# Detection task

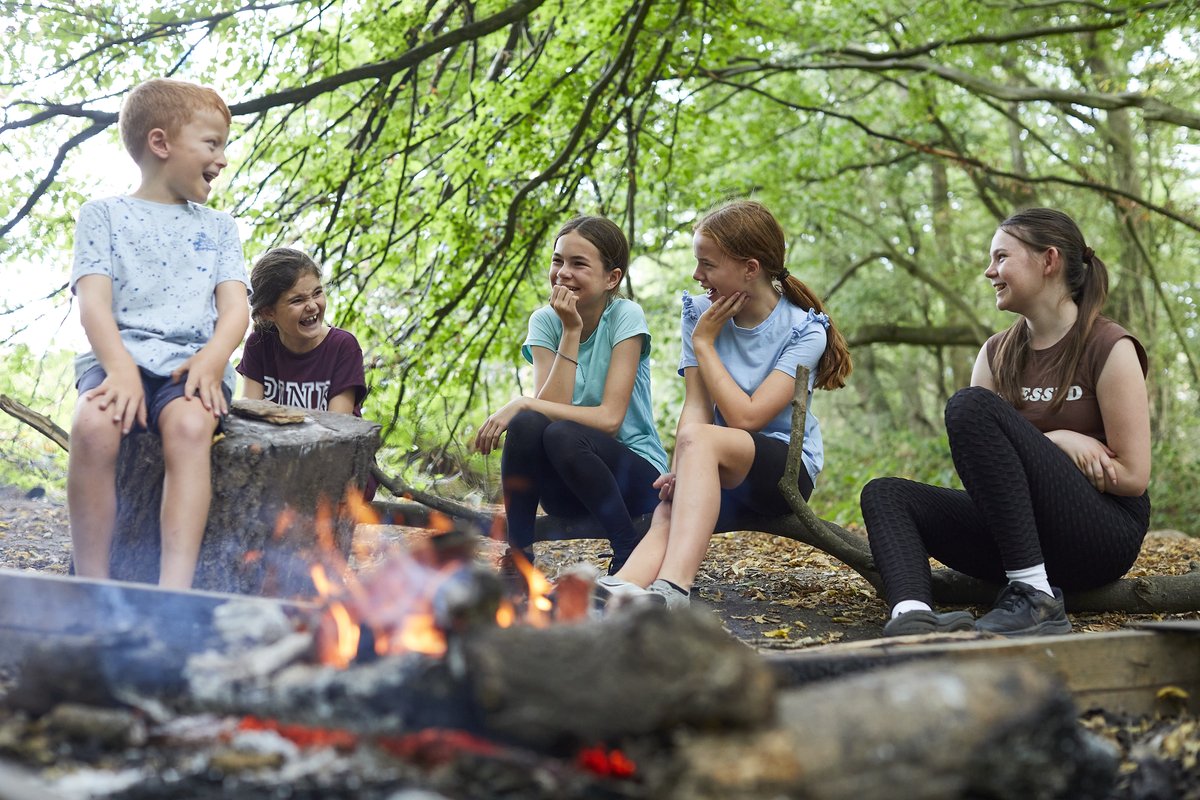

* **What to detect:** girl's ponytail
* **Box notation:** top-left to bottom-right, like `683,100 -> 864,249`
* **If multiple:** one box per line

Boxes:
780,274 -> 852,390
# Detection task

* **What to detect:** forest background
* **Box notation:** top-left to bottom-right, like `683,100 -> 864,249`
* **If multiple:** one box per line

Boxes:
1,0 -> 1197,531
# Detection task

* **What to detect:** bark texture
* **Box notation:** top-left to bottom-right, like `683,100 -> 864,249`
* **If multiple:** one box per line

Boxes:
110,409 -> 380,595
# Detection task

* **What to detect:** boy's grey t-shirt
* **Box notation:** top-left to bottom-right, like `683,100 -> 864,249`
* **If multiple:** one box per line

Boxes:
70,196 -> 247,391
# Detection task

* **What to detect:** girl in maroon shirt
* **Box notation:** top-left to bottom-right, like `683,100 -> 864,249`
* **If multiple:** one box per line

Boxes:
237,248 -> 367,415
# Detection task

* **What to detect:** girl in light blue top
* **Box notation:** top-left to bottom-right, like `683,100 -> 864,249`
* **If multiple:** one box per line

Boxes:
602,200 -> 852,607
475,217 -> 668,574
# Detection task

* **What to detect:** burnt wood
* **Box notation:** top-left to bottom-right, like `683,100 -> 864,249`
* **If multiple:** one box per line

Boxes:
181,606 -> 774,752
110,407 -> 379,595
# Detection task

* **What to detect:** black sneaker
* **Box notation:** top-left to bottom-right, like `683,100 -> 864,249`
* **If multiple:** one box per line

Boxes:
975,581 -> 1072,636
882,609 -> 975,637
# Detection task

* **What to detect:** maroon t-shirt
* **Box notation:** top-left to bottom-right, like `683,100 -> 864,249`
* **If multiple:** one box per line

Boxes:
237,326 -> 367,415
985,316 -> 1147,445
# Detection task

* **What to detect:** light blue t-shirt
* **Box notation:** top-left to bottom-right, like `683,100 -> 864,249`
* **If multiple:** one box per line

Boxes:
522,298 -> 669,475
679,291 -> 829,481
70,196 -> 248,392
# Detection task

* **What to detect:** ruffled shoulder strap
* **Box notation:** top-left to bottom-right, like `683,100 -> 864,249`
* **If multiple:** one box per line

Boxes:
681,290 -> 700,323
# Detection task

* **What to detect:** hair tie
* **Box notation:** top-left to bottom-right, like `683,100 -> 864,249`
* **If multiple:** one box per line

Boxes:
1081,246 -> 1095,266
771,271 -> 787,294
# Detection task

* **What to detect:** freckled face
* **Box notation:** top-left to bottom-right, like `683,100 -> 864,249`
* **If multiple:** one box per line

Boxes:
549,231 -> 618,308
264,272 -> 329,353
692,233 -> 745,300
986,229 -> 1045,313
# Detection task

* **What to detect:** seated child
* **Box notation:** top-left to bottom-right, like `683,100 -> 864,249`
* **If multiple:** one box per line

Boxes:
601,199 -> 852,608
474,216 -> 669,574
237,247 -> 367,415
68,78 -> 249,589
237,247 -> 373,499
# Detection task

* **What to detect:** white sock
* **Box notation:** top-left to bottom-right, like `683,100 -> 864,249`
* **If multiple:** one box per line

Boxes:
1006,564 -> 1054,597
891,600 -> 933,619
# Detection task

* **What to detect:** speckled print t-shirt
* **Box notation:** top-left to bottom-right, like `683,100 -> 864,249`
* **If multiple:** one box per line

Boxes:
70,196 -> 247,391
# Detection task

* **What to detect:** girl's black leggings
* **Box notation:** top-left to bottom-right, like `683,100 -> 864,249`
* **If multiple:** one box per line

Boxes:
501,410 -> 661,570
860,386 -> 1150,607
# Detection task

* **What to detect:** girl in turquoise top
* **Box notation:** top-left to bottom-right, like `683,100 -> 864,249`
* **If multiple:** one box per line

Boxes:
601,200 -> 852,608
475,217 -> 668,574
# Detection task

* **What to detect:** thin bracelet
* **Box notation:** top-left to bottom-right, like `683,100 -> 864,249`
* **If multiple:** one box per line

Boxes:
556,350 -> 578,366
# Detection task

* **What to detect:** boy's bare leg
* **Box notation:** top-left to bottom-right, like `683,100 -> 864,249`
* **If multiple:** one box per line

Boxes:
67,396 -> 125,578
613,501 -> 672,587
157,397 -> 220,589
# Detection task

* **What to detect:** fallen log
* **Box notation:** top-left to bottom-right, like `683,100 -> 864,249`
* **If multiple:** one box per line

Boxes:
773,658 -> 1117,800
0,568 -> 314,715
763,626 -> 1200,717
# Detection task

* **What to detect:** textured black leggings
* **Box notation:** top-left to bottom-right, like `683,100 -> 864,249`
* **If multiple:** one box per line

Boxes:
500,410 -> 661,568
860,386 -> 1150,607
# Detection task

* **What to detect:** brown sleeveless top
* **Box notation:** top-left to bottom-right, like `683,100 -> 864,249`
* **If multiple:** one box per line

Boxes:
985,317 -> 1147,444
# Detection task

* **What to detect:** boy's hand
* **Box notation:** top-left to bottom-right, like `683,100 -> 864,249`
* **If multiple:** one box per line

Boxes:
172,349 -> 229,417
86,363 -> 147,434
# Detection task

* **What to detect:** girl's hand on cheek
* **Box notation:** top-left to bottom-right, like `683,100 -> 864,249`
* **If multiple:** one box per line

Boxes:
693,292 -> 746,346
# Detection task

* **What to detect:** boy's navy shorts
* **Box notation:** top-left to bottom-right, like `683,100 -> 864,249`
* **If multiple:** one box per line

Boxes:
77,364 -> 232,434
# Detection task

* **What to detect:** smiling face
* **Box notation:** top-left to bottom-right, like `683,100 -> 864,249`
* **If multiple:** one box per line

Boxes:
159,107 -> 230,204
986,228 -> 1049,314
692,232 -> 748,300
549,230 -> 621,309
262,272 -> 330,353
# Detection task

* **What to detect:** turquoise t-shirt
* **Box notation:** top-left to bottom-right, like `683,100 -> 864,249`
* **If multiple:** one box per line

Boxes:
678,291 -> 830,481
522,298 -> 669,475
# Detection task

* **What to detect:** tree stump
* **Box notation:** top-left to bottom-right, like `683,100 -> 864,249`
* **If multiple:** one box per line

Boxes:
110,409 -> 380,596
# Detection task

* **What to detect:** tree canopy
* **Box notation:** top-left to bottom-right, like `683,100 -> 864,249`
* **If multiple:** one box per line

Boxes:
2,0 -> 1198,525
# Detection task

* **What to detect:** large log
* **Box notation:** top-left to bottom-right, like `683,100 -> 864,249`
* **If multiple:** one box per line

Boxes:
181,605 -> 775,752
764,626 -> 1200,717
110,407 -> 379,595
0,568 -> 314,714
772,659 -> 1117,800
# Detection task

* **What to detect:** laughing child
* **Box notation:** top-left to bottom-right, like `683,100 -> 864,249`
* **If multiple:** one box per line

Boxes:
68,78 -> 249,589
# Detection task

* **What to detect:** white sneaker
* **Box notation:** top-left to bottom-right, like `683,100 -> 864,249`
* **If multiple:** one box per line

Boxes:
647,579 -> 691,610
593,576 -> 663,613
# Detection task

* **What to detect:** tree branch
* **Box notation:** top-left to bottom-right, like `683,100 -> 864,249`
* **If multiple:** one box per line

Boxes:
849,325 -> 984,348
0,395 -> 69,452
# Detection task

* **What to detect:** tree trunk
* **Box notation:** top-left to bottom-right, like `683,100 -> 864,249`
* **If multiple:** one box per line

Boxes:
110,409 -> 380,596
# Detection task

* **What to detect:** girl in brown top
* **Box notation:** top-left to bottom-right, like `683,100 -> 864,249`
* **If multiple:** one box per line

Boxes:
861,208 -> 1151,637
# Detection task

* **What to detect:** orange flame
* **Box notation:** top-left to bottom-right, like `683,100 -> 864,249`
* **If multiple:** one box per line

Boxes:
288,486 -> 597,670
509,549 -> 554,627
311,564 -> 362,668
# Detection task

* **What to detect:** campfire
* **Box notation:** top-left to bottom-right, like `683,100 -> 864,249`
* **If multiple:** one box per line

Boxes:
0,495 -> 1154,799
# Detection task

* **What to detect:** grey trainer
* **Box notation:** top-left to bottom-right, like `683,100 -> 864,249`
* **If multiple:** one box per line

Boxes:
594,575 -> 663,613
647,578 -> 691,610
975,581 -> 1072,636
882,609 -> 975,637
